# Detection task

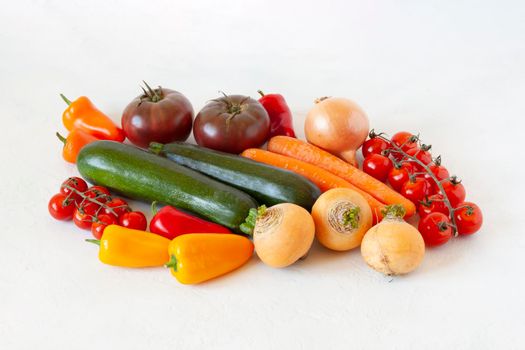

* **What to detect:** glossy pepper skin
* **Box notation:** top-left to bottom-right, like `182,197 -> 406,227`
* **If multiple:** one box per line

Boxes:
150,205 -> 231,240
87,225 -> 170,267
56,130 -> 99,163
257,90 -> 296,138
166,234 -> 254,284
60,94 -> 125,142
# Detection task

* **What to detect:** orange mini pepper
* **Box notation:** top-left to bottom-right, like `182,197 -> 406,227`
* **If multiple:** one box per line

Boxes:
87,225 -> 170,267
166,233 -> 254,284
60,94 -> 125,142
56,130 -> 99,163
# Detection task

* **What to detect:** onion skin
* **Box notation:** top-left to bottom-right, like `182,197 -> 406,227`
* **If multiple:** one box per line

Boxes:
304,97 -> 369,166
254,203 -> 315,268
312,188 -> 372,251
361,215 -> 425,275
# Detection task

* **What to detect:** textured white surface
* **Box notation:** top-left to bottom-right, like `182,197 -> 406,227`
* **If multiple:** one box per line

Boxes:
1,0 -> 524,349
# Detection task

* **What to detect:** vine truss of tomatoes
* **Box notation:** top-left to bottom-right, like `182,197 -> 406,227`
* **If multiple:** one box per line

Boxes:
361,130 -> 483,246
48,177 -> 147,239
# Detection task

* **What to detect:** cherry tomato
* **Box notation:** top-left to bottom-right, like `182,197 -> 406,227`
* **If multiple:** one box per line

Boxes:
388,162 -> 414,191
103,198 -> 131,220
362,137 -> 390,158
83,186 -> 111,204
423,162 -> 450,192
363,154 -> 393,182
85,185 -> 110,196
391,131 -> 418,160
441,177 -> 466,207
60,177 -> 88,204
79,201 -> 101,215
418,194 -> 450,218
418,212 -> 452,246
406,147 -> 432,171
119,211 -> 147,230
73,210 -> 93,230
48,193 -> 76,220
454,202 -> 483,235
91,214 -> 117,239
401,177 -> 431,205
73,202 -> 100,230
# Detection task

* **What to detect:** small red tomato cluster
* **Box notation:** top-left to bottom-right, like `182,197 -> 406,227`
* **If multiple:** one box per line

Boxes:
48,177 -> 147,239
361,130 -> 483,247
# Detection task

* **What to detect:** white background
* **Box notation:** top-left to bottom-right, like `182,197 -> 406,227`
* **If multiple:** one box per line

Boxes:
1,0 -> 524,349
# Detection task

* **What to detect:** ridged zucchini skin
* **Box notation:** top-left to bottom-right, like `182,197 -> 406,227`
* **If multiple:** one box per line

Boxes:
77,141 -> 257,230
150,142 -> 321,209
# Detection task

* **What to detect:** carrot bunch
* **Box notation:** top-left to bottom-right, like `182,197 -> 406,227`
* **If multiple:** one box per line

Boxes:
241,136 -> 416,222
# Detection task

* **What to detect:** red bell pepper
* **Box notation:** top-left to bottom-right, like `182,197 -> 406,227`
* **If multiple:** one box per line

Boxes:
149,204 -> 231,239
257,90 -> 296,138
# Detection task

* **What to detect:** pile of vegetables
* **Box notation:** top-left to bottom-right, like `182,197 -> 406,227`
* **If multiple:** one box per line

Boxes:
49,85 -> 483,283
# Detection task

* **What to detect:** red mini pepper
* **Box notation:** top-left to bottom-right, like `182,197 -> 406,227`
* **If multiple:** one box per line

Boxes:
149,204 -> 231,240
257,90 -> 296,138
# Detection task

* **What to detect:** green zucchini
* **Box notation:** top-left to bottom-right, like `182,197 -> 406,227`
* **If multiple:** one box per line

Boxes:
149,142 -> 321,209
77,141 -> 257,230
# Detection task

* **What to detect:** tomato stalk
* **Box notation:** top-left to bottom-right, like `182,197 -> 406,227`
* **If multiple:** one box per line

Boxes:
62,184 -> 127,219
140,81 -> 164,103
219,93 -> 248,119
379,135 -> 460,236
453,203 -> 474,215
368,128 -> 387,139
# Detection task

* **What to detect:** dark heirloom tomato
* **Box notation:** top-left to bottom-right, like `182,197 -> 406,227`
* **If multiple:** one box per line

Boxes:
122,83 -> 194,148
193,94 -> 270,154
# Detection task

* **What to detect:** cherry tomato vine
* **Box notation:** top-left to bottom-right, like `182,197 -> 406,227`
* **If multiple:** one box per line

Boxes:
62,184 -> 128,219
374,132 -> 468,237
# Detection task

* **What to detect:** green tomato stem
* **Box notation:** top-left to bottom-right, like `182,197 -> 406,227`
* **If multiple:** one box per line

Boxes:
148,142 -> 164,155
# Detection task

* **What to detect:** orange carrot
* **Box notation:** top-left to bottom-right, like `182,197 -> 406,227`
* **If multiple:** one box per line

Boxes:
241,148 -> 385,223
267,136 -> 416,217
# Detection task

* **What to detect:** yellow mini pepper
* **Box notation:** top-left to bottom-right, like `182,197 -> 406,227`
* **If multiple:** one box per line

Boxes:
166,233 -> 254,284
87,225 -> 170,267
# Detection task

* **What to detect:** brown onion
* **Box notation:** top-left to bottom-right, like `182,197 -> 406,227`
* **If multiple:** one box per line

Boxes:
304,97 -> 369,166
